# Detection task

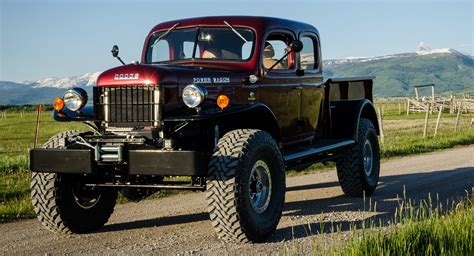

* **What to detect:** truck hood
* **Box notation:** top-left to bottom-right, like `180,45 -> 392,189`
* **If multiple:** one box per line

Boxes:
96,63 -> 246,87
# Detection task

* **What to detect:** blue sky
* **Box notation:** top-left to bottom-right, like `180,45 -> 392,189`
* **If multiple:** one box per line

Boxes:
0,0 -> 472,82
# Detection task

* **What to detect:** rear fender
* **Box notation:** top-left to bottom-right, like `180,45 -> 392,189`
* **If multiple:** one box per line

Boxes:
330,99 -> 379,142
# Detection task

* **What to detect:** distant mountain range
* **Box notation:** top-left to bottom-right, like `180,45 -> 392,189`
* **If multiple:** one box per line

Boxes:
0,73 -> 99,105
1,43 -> 472,105
322,43 -> 473,97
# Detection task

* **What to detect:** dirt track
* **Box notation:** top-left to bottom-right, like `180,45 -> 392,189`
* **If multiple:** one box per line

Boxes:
1,146 -> 473,255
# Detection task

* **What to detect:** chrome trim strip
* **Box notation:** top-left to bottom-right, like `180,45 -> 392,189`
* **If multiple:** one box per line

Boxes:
154,87 -> 160,127
103,89 -> 109,128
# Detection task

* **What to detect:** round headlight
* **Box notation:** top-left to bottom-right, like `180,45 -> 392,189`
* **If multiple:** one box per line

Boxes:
63,88 -> 87,111
182,84 -> 207,108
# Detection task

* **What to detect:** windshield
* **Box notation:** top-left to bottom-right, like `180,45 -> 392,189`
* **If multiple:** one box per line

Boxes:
145,27 -> 254,63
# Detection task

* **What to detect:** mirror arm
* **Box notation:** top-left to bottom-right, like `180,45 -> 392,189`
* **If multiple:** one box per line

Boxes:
264,51 -> 291,75
116,56 -> 126,65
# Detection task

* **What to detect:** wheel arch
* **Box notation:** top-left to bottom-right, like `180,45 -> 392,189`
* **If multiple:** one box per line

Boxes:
218,104 -> 281,143
356,100 -> 380,141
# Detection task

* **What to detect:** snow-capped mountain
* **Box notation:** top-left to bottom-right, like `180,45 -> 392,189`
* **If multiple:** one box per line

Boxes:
32,72 -> 100,89
0,72 -> 100,105
323,42 -> 471,67
416,41 -> 431,52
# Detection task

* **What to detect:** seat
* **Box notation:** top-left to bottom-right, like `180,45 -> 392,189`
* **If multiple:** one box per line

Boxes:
263,42 -> 285,69
202,48 -> 221,59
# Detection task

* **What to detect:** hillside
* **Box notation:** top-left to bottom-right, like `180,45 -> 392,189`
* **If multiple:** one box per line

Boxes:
323,48 -> 473,97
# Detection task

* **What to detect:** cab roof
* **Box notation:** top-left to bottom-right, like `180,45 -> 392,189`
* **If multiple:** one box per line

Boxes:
147,16 -> 319,37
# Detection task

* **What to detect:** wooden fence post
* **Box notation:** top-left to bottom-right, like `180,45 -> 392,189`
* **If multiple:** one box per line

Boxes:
377,106 -> 385,144
398,103 -> 401,115
454,105 -> 462,132
34,104 -> 42,148
423,103 -> 431,138
434,104 -> 443,137
406,100 -> 410,116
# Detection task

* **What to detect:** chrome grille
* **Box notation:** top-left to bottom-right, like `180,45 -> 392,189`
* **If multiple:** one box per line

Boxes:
94,85 -> 160,128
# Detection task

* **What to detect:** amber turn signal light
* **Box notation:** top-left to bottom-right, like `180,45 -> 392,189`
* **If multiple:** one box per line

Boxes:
217,95 -> 230,110
53,98 -> 65,111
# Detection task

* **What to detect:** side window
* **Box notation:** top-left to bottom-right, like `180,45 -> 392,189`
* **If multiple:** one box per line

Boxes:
263,33 -> 294,70
241,41 -> 252,60
300,36 -> 319,70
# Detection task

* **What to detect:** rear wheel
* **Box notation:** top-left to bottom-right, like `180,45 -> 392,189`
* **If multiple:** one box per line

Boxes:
206,129 -> 285,243
31,131 -> 117,233
336,119 -> 380,197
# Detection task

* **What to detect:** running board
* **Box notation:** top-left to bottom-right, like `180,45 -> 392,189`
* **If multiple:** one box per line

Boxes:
284,140 -> 355,163
84,183 -> 206,191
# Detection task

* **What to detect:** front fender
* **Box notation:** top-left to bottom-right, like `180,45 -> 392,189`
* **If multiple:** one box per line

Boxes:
164,103 -> 281,142
52,105 -> 94,122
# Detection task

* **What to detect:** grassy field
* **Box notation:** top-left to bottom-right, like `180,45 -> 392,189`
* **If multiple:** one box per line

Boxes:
283,192 -> 473,255
0,104 -> 473,223
343,199 -> 473,255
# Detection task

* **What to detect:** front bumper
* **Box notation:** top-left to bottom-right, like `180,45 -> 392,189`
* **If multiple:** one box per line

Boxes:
30,148 -> 210,176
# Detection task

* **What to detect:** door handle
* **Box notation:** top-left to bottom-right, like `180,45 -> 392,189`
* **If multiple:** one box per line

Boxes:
292,86 -> 303,90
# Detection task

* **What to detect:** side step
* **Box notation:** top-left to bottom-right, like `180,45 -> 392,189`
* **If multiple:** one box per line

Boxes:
284,139 -> 354,166
84,182 -> 205,191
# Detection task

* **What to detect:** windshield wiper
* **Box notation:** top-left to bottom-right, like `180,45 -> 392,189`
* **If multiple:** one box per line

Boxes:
224,21 -> 248,43
151,22 -> 180,48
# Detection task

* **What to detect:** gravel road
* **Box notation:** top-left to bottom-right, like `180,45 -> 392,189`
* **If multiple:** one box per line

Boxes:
1,146 -> 473,255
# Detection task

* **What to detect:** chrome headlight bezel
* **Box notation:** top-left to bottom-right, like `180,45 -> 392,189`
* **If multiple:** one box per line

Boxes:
63,87 -> 88,111
182,84 -> 207,108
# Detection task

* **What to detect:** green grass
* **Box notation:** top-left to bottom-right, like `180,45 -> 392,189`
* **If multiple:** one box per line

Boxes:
0,172 -> 34,222
0,107 -> 473,223
282,191 -> 473,255
0,110 -> 85,222
342,197 -> 473,255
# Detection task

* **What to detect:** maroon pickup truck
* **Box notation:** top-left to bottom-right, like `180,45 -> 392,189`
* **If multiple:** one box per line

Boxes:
30,16 -> 380,243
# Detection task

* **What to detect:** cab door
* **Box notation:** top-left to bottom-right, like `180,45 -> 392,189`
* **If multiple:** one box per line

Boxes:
298,32 -> 325,139
258,30 -> 301,143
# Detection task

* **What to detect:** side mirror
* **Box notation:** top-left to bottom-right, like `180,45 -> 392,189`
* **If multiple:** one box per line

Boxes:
111,45 -> 119,57
111,45 -> 125,65
290,40 -> 303,53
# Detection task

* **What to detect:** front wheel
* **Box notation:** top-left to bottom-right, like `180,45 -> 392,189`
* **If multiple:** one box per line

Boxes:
31,131 -> 117,233
336,118 -> 380,197
206,129 -> 285,243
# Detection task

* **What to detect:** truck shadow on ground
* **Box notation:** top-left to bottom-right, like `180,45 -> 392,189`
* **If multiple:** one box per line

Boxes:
100,212 -> 210,233
272,166 -> 473,241
98,167 -> 473,240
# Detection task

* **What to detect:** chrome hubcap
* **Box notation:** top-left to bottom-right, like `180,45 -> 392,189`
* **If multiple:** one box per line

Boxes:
248,160 -> 272,214
363,140 -> 373,177
72,185 -> 101,209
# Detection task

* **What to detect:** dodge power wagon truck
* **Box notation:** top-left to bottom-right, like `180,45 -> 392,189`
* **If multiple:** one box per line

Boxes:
30,16 -> 380,243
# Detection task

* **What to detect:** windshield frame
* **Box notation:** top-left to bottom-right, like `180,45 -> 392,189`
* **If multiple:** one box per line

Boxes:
144,25 -> 256,64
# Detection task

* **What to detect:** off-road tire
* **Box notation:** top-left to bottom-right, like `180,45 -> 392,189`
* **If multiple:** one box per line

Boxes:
31,130 -> 118,233
206,129 -> 285,243
336,118 -> 380,197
